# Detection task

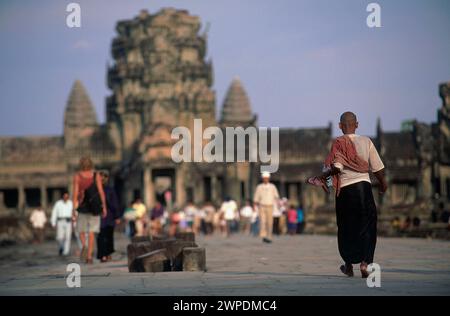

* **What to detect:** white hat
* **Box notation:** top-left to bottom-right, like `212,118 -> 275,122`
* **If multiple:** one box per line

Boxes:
261,171 -> 271,178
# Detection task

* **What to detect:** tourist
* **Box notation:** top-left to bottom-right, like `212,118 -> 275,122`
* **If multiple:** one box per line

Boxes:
250,206 -> 259,236
72,156 -> 107,264
169,208 -> 181,236
132,197 -> 147,237
296,204 -> 305,234
402,216 -> 412,231
212,205 -> 223,235
220,197 -> 238,237
272,201 -> 282,236
123,202 -> 137,238
150,201 -> 165,236
161,207 -> 170,234
164,189 -> 173,212
239,200 -> 253,235
178,208 -> 188,232
97,171 -> 120,263
183,201 -> 197,233
50,191 -> 73,256
287,205 -> 298,235
310,112 -> 387,278
194,205 -> 205,235
202,201 -> 216,235
29,204 -> 47,244
197,205 -> 207,235
169,209 -> 177,236
391,216 -> 401,234
253,171 -> 280,243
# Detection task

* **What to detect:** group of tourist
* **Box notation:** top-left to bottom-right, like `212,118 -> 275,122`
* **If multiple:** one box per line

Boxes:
27,158 -> 308,265
121,194 -> 306,241
29,157 -> 121,264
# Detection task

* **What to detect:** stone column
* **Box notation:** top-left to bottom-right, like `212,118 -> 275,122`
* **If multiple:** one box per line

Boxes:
280,181 -> 287,198
211,175 -> 218,203
244,175 -> 251,202
143,167 -> 154,208
52,189 -> 61,205
176,166 -> 186,207
18,184 -> 25,214
40,184 -> 48,211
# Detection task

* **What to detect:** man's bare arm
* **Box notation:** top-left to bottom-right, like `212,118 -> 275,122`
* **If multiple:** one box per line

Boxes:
373,168 -> 388,194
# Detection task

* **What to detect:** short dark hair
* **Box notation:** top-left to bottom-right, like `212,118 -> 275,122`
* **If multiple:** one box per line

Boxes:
340,111 -> 357,123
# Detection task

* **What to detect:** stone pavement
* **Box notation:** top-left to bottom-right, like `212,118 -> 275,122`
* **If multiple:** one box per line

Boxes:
0,233 -> 449,296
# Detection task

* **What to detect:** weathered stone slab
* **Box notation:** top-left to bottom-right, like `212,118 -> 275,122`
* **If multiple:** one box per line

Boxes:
130,249 -> 171,272
182,247 -> 206,272
127,239 -> 198,272
131,234 -> 174,243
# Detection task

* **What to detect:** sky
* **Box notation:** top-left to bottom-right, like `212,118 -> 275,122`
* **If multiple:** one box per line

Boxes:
0,0 -> 449,137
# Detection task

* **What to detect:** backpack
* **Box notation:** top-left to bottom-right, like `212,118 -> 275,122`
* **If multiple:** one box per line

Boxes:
77,172 -> 103,216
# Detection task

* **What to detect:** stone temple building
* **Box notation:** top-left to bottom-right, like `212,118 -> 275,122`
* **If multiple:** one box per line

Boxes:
0,8 -> 449,230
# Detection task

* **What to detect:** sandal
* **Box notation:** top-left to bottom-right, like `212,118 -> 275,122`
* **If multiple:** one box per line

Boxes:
340,264 -> 354,277
86,258 -> 94,264
360,262 -> 369,278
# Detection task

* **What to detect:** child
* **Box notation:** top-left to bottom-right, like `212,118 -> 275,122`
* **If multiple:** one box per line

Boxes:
29,205 -> 47,244
287,205 -> 298,235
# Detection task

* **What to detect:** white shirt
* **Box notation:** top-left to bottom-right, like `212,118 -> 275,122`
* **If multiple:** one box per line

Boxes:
333,134 -> 384,188
51,200 -> 73,227
221,200 -> 238,221
272,205 -> 282,217
30,209 -> 47,228
240,206 -> 253,218
253,183 -> 280,206
184,205 -> 198,221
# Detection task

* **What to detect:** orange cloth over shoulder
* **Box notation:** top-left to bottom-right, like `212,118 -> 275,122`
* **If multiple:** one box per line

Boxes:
324,135 -> 369,196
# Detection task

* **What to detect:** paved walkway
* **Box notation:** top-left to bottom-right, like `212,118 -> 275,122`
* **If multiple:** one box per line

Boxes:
0,233 -> 449,295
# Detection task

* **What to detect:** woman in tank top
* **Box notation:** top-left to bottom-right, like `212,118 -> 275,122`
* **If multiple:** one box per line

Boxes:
72,156 -> 107,264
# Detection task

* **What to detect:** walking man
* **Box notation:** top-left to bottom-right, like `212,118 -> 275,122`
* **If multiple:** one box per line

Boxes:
317,112 -> 387,278
51,191 -> 73,256
253,171 -> 280,243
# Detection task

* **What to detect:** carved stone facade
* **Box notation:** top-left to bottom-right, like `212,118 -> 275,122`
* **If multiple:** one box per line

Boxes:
0,9 -> 449,228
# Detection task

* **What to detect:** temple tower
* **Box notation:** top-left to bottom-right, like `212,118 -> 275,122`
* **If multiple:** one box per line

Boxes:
107,8 -> 216,161
63,80 -> 98,151
220,77 -> 257,202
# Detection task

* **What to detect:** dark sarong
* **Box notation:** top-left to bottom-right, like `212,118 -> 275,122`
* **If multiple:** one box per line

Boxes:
335,181 -> 377,264
97,226 -> 115,259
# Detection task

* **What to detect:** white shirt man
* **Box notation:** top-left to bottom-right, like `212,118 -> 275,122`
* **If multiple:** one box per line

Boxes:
51,194 -> 73,256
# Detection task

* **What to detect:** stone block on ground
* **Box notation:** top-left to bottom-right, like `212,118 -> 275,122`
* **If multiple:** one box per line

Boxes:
127,239 -> 198,272
182,247 -> 206,272
130,248 -> 171,272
